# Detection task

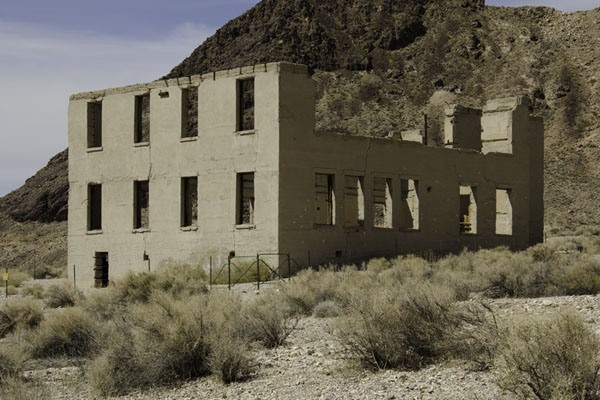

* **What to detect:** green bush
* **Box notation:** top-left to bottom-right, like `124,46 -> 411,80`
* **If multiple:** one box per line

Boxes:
0,298 -> 43,338
44,282 -> 83,308
242,291 -> 298,348
27,307 -> 100,358
495,311 -> 600,400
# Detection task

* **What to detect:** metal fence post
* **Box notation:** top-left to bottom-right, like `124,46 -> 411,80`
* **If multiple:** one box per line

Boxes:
257,254 -> 261,290
228,256 -> 231,290
73,264 -> 76,288
287,253 -> 291,281
209,256 -> 213,288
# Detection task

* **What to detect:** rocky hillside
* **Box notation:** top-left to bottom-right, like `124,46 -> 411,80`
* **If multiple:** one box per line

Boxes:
1,0 -> 599,233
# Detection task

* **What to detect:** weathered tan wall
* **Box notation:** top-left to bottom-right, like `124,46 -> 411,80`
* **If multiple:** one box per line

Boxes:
68,64 -> 294,287
278,82 -> 544,266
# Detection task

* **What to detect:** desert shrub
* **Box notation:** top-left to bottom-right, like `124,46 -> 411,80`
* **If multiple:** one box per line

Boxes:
79,287 -> 123,321
443,301 -> 501,370
0,377 -> 49,400
208,334 -> 252,384
114,263 -> 207,303
0,298 -> 43,338
27,307 -> 100,358
379,255 -> 432,284
495,311 -> 600,400
555,255 -> 600,295
44,282 -> 83,308
242,291 -> 298,348
335,281 -> 458,370
6,270 -> 32,288
437,248 -> 560,298
0,346 -> 22,384
87,292 -> 251,396
20,284 -> 45,299
366,257 -> 391,273
312,300 -> 343,318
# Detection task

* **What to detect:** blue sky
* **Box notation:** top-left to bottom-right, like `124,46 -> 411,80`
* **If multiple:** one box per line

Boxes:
0,0 -> 597,197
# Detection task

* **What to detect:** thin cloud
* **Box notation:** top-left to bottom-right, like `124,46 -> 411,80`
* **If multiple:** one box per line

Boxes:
0,21 -> 214,196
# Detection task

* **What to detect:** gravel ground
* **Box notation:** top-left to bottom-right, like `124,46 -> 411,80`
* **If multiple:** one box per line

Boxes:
19,293 -> 600,400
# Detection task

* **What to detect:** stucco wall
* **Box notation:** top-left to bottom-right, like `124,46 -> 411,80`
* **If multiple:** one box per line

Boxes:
68,63 -> 295,287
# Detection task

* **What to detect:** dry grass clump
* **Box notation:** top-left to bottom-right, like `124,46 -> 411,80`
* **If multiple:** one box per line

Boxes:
114,263 -> 207,303
0,298 -> 43,338
44,282 -> 83,308
26,307 -> 100,358
495,311 -> 600,400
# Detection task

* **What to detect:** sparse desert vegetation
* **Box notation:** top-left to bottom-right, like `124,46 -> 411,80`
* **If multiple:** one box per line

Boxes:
2,237 -> 600,398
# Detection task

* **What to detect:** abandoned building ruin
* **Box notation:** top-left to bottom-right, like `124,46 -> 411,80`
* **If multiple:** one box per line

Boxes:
67,62 -> 544,288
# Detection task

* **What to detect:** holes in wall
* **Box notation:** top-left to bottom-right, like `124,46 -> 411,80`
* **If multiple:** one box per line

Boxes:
181,88 -> 198,138
87,101 -> 102,148
373,177 -> 392,228
134,94 -> 150,143
399,179 -> 419,231
134,180 -> 149,229
344,176 -> 364,227
459,185 -> 477,234
495,188 -> 513,235
315,173 -> 335,225
236,172 -> 255,225
93,252 -> 109,288
88,183 -> 102,231
181,177 -> 198,227
237,78 -> 255,131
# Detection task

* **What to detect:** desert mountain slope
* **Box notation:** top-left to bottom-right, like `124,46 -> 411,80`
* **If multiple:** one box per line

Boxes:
2,0 -> 600,235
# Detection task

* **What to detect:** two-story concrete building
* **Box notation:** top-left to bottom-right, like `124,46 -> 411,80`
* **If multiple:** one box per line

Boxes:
68,62 -> 543,288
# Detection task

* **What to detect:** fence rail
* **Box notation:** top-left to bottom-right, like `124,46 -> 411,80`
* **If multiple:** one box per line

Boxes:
209,253 -> 292,289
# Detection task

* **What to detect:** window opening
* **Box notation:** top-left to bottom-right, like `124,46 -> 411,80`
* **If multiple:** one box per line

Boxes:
495,189 -> 513,235
237,78 -> 254,131
93,252 -> 109,288
134,180 -> 149,229
181,88 -> 198,138
181,177 -> 198,227
134,94 -> 150,143
87,101 -> 102,148
315,173 -> 335,225
459,185 -> 477,233
373,177 -> 392,228
236,173 -> 255,225
399,179 -> 419,230
344,176 -> 364,226
88,184 -> 102,231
